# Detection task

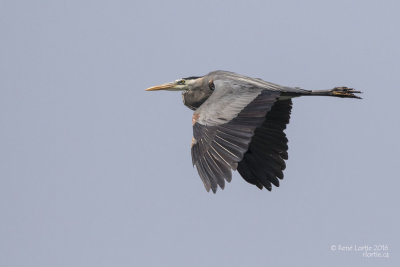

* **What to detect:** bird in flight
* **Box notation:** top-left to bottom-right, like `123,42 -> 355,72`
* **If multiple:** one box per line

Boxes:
146,70 -> 361,193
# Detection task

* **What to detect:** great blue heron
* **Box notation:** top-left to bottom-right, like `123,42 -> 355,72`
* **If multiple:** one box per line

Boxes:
146,70 -> 361,193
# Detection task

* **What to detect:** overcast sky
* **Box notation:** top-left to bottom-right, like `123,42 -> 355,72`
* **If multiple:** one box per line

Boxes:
1,0 -> 399,266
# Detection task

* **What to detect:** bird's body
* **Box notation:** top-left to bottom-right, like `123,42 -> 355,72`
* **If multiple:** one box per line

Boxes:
146,70 -> 361,193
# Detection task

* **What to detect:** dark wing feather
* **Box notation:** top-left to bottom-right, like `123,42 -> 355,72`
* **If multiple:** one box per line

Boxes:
237,99 -> 292,190
191,91 -> 280,192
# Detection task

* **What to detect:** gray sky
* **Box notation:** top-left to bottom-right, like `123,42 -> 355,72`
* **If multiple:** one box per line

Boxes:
1,0 -> 399,266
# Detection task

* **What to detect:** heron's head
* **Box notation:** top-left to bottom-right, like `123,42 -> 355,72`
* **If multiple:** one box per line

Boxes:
146,75 -> 214,110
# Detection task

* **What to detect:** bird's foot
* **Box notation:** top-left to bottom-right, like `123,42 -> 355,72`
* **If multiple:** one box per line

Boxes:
331,87 -> 362,99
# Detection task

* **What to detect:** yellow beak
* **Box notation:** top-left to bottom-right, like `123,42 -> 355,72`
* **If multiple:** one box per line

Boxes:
145,83 -> 177,91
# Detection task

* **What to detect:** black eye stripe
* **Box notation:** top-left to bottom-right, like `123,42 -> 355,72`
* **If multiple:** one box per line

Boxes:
182,76 -> 201,80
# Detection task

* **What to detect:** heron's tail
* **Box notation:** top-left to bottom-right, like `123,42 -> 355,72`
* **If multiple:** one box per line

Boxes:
310,87 -> 362,99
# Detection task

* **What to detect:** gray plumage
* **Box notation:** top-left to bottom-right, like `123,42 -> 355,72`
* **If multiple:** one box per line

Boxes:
146,70 -> 361,193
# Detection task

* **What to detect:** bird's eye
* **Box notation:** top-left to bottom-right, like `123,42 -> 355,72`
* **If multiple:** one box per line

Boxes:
177,79 -> 185,85
208,80 -> 215,91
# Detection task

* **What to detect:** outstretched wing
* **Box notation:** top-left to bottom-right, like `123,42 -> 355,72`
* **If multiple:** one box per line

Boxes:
191,85 -> 281,192
237,99 -> 292,190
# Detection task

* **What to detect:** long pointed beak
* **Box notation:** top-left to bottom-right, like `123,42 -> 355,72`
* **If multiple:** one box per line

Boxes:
145,83 -> 177,91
